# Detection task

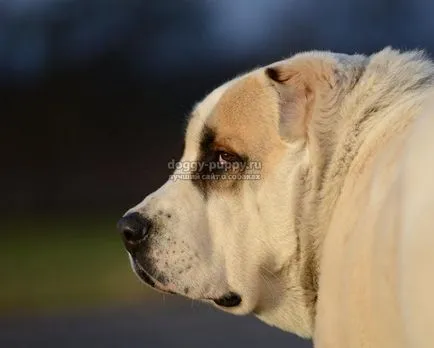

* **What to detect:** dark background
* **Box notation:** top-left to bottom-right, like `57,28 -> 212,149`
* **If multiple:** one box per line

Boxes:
1,0 -> 433,347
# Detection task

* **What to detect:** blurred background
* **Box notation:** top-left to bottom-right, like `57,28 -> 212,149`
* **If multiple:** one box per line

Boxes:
1,0 -> 433,347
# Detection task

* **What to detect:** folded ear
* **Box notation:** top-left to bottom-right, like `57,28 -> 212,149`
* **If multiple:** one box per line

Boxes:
265,55 -> 339,142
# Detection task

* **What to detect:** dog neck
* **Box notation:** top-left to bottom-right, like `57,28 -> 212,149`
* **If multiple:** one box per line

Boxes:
296,48 -> 434,337
254,49 -> 434,338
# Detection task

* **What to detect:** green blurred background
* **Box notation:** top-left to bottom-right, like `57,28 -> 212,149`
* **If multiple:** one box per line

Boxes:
1,215 -> 147,313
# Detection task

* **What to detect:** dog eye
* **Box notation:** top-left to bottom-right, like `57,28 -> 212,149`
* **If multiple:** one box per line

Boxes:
218,151 -> 241,164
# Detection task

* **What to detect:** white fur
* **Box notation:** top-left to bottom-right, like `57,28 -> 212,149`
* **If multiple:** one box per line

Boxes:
124,48 -> 434,346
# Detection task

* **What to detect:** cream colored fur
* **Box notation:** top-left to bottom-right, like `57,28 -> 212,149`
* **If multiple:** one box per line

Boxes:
124,48 -> 434,347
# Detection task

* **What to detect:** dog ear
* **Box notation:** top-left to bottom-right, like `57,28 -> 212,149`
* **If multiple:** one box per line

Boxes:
265,56 -> 338,142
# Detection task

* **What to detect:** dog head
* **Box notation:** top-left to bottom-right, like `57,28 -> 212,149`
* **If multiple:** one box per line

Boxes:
117,51 -> 365,337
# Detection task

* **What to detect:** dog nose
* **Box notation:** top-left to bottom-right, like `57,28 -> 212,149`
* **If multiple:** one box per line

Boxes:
117,212 -> 151,250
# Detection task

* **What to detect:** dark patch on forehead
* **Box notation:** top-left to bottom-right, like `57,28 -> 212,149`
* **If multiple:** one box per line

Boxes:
199,126 -> 216,156
191,125 -> 216,195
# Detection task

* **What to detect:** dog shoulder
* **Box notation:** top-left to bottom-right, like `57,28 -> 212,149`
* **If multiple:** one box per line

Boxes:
398,97 -> 434,348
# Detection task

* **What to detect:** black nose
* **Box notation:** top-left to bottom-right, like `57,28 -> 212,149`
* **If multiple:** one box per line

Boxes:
117,212 -> 151,251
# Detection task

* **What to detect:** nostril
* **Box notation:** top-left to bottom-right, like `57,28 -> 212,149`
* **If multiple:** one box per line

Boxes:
117,212 -> 151,245
123,229 -> 135,242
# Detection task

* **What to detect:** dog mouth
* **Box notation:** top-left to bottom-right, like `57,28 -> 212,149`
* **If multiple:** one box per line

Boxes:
132,257 -> 242,307
132,259 -> 175,295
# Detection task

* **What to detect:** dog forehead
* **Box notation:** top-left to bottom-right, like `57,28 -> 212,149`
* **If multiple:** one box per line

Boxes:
211,74 -> 273,126
185,79 -> 238,150
196,78 -> 240,120
209,74 -> 281,155
185,70 -> 282,160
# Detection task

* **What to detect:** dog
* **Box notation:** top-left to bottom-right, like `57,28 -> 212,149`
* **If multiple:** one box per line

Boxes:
117,48 -> 434,347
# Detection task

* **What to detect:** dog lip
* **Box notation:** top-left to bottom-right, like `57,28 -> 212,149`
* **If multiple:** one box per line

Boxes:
213,292 -> 242,307
132,260 -> 156,287
132,259 -> 176,295
134,262 -> 156,287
